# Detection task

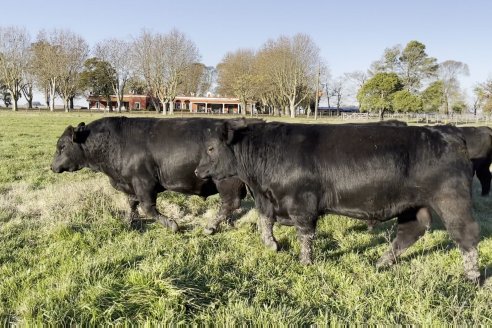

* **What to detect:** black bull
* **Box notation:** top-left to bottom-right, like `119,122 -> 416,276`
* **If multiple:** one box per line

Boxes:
51,116 -> 250,234
366,124 -> 492,231
195,120 -> 481,281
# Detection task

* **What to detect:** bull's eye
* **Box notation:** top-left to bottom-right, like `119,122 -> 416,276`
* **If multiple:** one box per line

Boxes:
207,146 -> 214,153
59,145 -> 65,152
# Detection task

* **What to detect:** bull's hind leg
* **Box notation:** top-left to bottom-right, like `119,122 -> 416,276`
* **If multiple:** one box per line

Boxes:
376,208 -> 428,268
257,213 -> 279,251
476,164 -> 492,196
291,215 -> 317,265
431,194 -> 480,282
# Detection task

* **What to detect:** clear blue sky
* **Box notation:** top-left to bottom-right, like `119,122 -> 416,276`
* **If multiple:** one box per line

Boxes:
3,0 -> 491,103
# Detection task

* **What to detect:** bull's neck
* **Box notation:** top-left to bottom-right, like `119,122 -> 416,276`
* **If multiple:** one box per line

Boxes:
232,136 -> 279,188
81,133 -> 118,174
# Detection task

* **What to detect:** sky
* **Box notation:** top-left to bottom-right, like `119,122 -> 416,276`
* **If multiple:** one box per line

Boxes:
2,0 -> 492,106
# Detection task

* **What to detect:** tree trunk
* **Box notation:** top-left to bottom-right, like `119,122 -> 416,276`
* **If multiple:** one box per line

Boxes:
379,109 -> 386,121
49,81 -> 56,112
169,101 -> 174,115
162,101 -> 168,115
117,93 -> 122,113
9,90 -> 18,112
106,95 -> 112,112
44,88 -> 50,109
69,97 -> 74,110
289,101 -> 296,118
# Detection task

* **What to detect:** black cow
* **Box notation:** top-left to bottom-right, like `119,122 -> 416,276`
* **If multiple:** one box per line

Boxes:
195,120 -> 480,281
51,116 -> 249,234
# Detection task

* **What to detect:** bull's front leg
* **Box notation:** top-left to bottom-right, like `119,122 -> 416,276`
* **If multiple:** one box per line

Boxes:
133,180 -> 178,233
257,213 -> 279,251
126,195 -> 140,226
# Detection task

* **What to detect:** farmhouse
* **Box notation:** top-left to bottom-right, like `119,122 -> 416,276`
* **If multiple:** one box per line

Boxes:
87,94 -> 244,113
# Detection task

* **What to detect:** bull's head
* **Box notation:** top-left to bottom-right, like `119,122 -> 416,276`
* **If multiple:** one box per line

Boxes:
195,118 -> 261,180
51,122 -> 89,173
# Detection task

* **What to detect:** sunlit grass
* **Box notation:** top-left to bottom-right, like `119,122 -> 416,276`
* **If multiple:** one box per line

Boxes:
0,111 -> 491,325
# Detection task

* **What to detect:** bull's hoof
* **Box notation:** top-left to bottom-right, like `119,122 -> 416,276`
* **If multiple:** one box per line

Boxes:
203,226 -> 217,235
300,256 -> 313,265
465,270 -> 481,284
376,253 -> 395,269
167,220 -> 179,233
263,240 -> 279,252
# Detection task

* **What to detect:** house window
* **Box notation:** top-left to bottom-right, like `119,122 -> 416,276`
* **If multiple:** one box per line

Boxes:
134,102 -> 141,110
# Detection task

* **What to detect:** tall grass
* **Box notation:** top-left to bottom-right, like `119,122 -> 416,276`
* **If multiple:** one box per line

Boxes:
0,111 -> 491,325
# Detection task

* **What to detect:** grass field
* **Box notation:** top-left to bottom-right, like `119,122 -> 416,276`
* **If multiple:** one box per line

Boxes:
0,111 -> 491,325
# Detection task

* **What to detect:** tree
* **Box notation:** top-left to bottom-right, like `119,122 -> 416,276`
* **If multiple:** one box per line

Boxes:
438,60 -> 469,114
474,79 -> 492,113
94,38 -> 133,112
357,72 -> 403,120
31,38 -> 58,111
257,34 -> 321,117
421,81 -> 444,112
0,26 -> 31,111
55,30 -> 89,111
371,40 -> 437,92
134,29 -> 200,114
179,63 -> 215,97
125,76 -> 147,95
392,90 -> 423,112
344,70 -> 369,108
31,29 -> 88,112
217,49 -> 257,115
79,57 -> 117,111
399,41 -> 438,92
330,77 -> 345,115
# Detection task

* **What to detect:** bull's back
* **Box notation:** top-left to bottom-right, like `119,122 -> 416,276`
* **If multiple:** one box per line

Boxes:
251,124 -> 469,219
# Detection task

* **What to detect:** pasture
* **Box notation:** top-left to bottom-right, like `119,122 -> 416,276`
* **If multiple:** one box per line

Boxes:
0,111 -> 491,325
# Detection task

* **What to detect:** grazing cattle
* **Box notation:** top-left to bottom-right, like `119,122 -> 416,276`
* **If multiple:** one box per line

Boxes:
51,116 -> 249,234
195,120 -> 480,281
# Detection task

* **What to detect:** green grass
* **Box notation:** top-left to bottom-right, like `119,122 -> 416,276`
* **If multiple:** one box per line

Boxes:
0,111 -> 491,325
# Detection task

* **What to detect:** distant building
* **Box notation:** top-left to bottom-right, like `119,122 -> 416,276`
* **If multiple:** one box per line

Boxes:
87,94 -> 244,113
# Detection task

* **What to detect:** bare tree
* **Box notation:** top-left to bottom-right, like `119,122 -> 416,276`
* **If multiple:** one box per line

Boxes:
0,26 -> 31,111
134,29 -> 200,114
438,60 -> 469,114
95,38 -> 133,112
258,34 -> 321,117
330,77 -> 345,115
344,70 -> 369,109
21,68 -> 35,109
217,49 -> 257,115
55,31 -> 89,111
179,64 -> 216,97
32,29 -> 88,112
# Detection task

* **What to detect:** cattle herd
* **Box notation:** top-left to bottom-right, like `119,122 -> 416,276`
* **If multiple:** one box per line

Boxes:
51,116 -> 492,283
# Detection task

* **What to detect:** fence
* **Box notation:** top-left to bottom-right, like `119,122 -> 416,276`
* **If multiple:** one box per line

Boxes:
341,112 -> 492,125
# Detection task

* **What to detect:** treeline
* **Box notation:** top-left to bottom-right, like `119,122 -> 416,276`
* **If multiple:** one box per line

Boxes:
1,26 -> 491,116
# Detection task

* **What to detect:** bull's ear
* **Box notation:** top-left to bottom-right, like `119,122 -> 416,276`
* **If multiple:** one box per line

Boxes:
224,118 -> 249,145
72,123 -> 89,143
